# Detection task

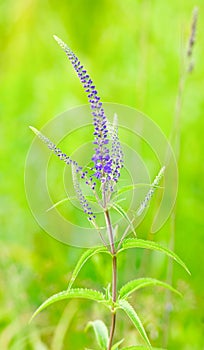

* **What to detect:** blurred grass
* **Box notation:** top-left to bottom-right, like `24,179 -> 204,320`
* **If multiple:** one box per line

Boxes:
1,0 -> 204,349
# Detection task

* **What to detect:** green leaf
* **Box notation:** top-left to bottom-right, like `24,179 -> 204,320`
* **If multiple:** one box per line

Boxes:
118,238 -> 190,275
68,247 -> 110,290
30,288 -> 105,322
114,183 -> 157,197
111,203 -> 136,236
119,278 -> 182,299
120,347 -> 166,350
86,320 -> 109,350
118,299 -> 151,348
111,339 -> 124,350
46,197 -> 69,211
46,195 -> 98,212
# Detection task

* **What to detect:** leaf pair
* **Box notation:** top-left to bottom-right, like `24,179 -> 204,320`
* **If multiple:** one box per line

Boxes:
30,237 -> 190,347
68,237 -> 190,293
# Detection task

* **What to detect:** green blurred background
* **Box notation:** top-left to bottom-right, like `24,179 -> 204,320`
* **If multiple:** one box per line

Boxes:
1,0 -> 204,349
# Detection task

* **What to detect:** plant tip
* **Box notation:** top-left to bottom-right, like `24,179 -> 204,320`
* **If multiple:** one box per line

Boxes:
53,34 -> 59,41
29,126 -> 39,136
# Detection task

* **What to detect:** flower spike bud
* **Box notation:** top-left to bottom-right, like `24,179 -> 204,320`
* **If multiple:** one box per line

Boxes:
29,126 -> 83,173
109,113 -> 124,185
71,164 -> 96,221
137,166 -> 165,216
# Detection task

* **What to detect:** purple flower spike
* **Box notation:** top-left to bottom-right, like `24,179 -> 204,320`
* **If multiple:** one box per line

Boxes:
109,114 -> 124,185
53,35 -> 111,183
29,126 -> 83,175
72,164 -> 95,221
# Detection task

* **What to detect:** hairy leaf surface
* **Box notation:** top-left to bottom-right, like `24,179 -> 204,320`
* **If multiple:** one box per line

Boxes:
119,277 -> 181,299
30,288 -> 105,322
118,238 -> 190,274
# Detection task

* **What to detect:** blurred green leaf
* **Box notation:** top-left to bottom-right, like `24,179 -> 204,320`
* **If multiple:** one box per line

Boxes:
111,338 -> 124,349
86,320 -> 109,350
51,302 -> 77,350
120,347 -> 166,349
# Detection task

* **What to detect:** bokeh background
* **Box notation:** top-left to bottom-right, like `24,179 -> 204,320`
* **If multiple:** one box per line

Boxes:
1,0 -> 204,349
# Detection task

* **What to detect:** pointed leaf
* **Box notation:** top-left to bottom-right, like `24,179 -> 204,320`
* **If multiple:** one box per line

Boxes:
118,300 -> 151,348
119,278 -> 182,299
46,197 -> 69,211
47,195 -> 98,212
30,288 -> 105,322
111,339 -> 124,350
111,203 -> 136,236
68,247 -> 110,289
118,238 -> 190,275
86,320 -> 109,350
114,183 -> 156,197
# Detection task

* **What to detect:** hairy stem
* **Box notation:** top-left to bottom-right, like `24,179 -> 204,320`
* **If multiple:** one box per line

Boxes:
104,210 -> 117,350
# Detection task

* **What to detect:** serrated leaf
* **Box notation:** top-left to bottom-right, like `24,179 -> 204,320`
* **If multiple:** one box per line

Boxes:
86,320 -> 109,350
119,277 -> 182,299
30,288 -> 105,322
111,203 -> 136,236
118,300 -> 151,348
68,247 -> 110,290
111,338 -> 124,350
118,238 -> 190,275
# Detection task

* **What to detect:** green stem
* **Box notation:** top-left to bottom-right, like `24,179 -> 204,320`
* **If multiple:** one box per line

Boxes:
107,254 -> 117,350
104,210 -> 117,350
104,210 -> 115,255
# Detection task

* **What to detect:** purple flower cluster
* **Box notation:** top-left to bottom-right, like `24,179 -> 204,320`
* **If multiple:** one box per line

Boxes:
31,36 -> 125,222
54,36 -> 112,183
